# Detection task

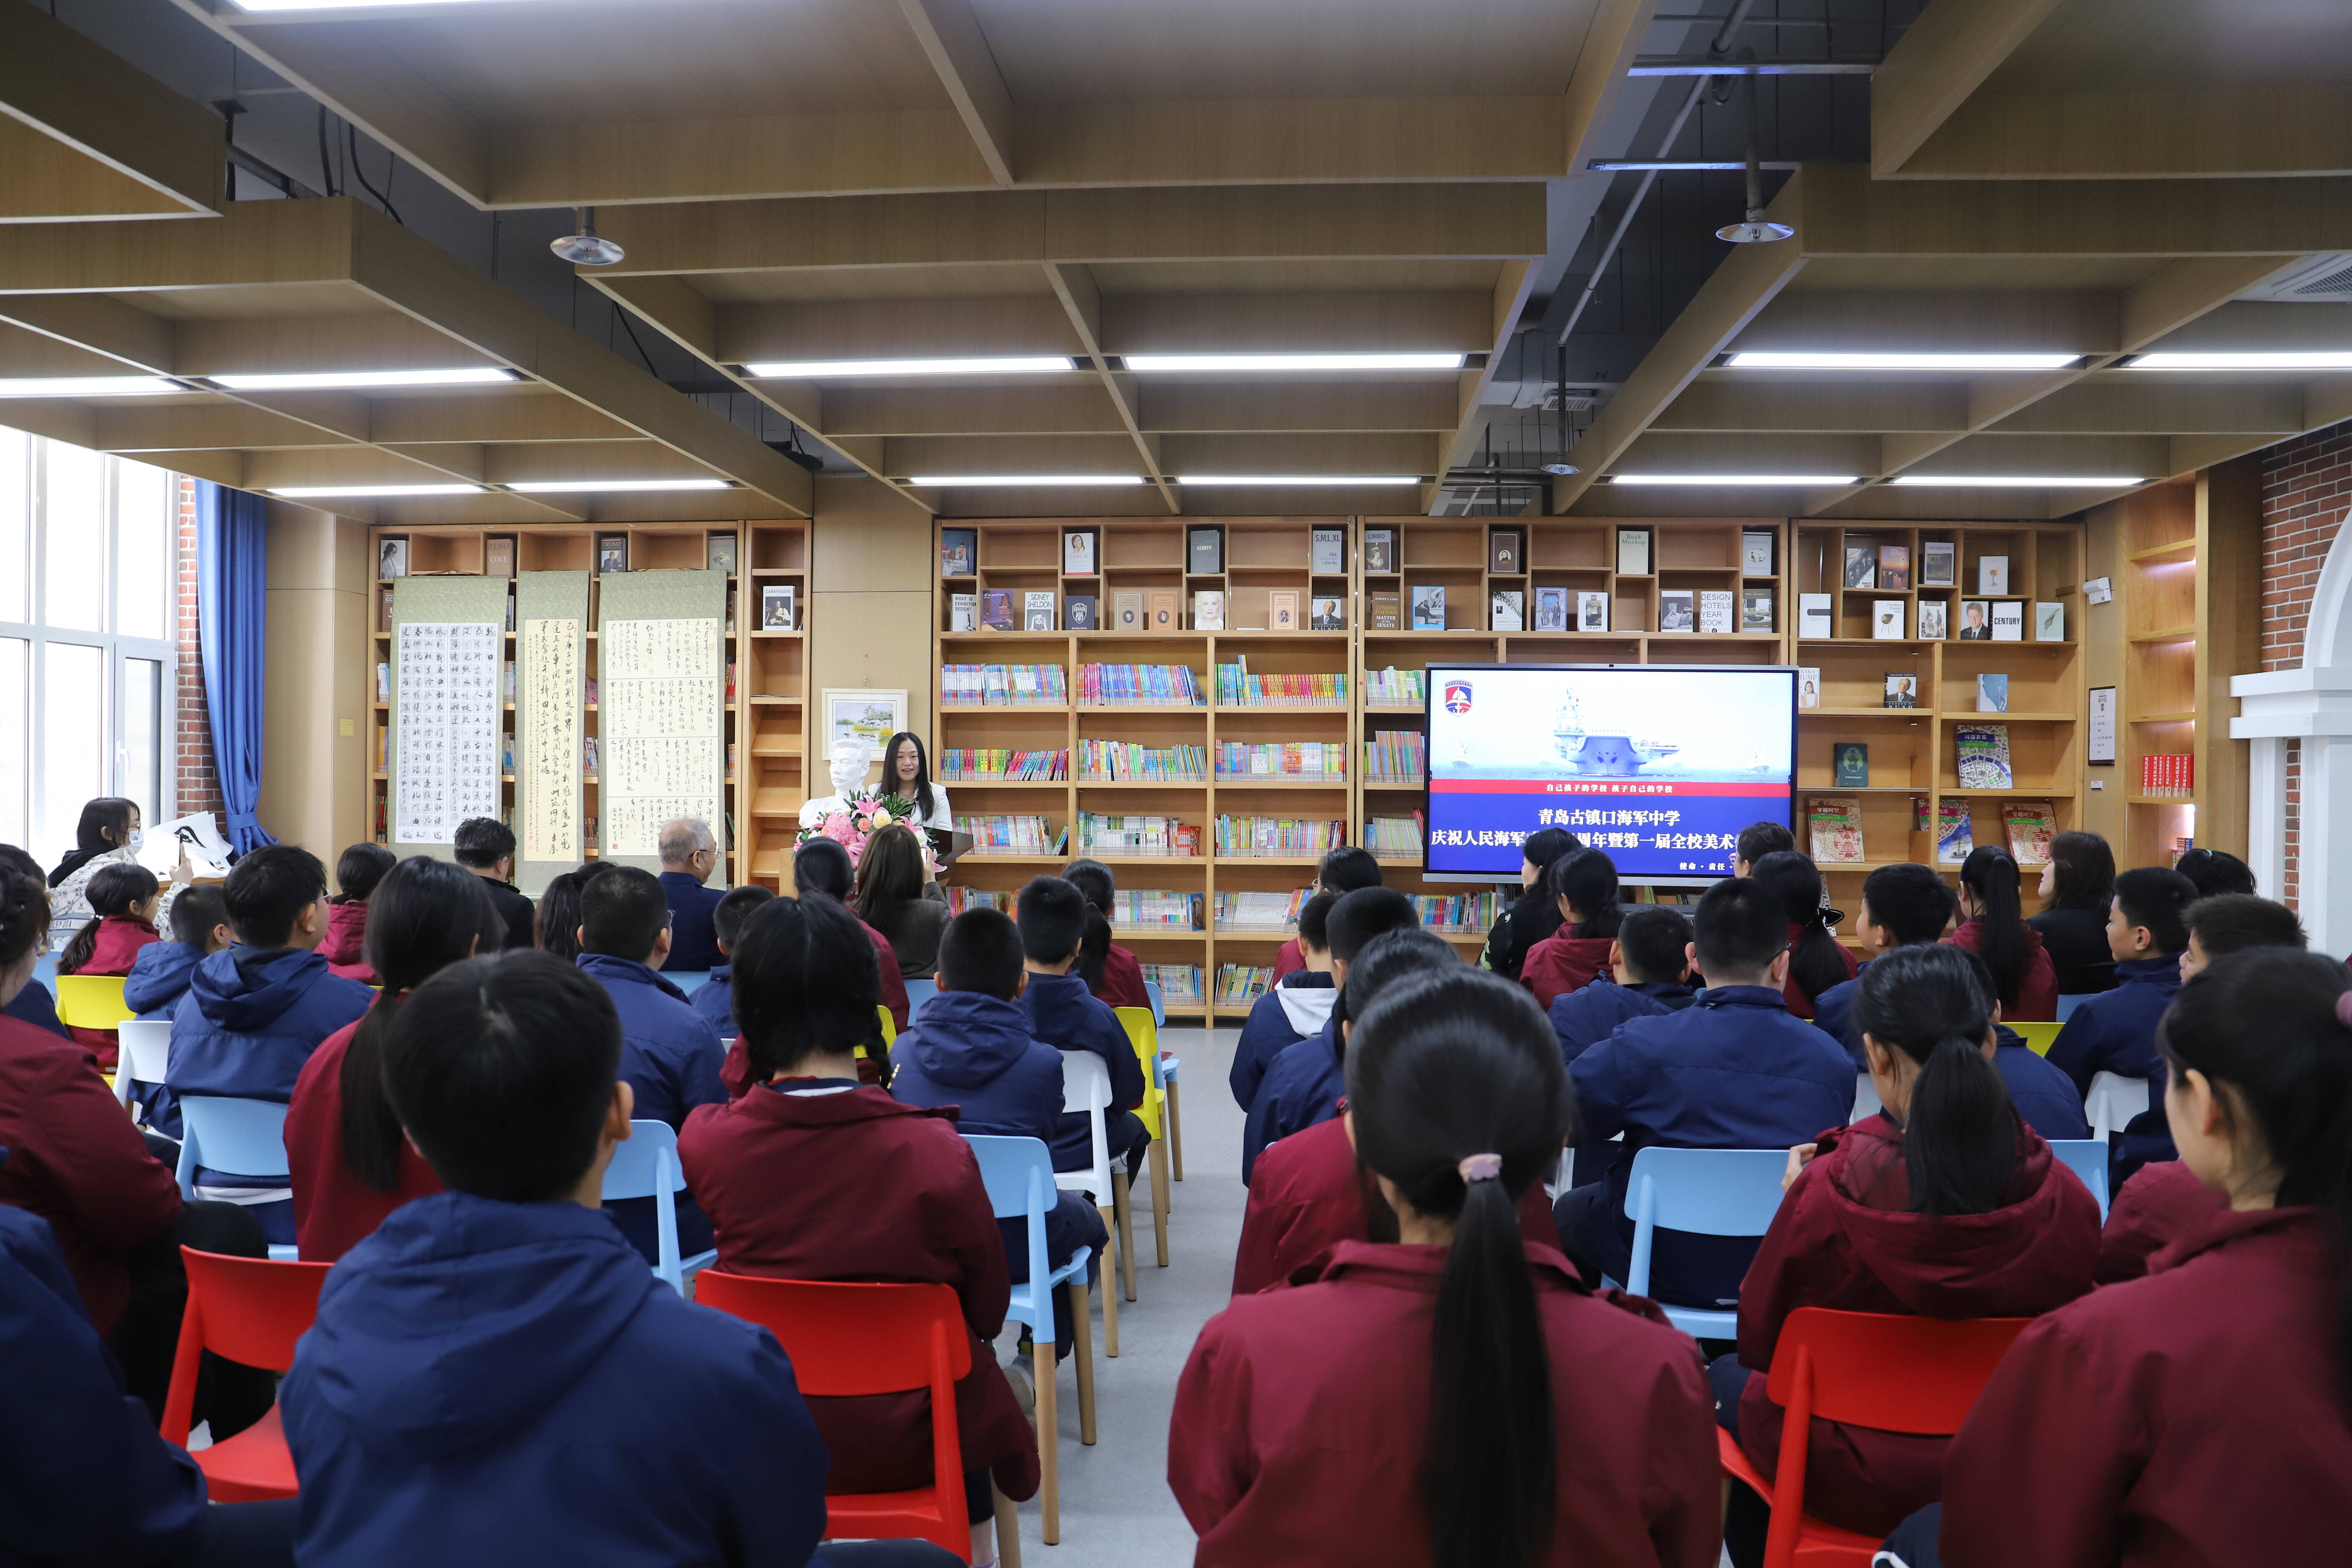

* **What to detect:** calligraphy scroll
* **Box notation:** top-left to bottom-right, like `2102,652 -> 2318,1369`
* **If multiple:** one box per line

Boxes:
514,571 -> 589,895
597,568 -> 728,877
389,574 -> 515,859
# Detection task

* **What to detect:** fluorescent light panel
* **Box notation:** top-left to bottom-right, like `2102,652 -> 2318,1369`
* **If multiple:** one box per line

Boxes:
231,0 -> 514,9
1125,353 -> 1464,372
506,478 -> 731,493
0,376 -> 181,398
1611,473 -> 1856,486
1890,475 -> 2140,488
2130,351 -> 2352,371
1723,351 -> 2079,371
269,484 -> 484,498
906,475 -> 1146,487
1178,474 -> 1420,486
744,357 -> 1076,378
208,368 -> 516,390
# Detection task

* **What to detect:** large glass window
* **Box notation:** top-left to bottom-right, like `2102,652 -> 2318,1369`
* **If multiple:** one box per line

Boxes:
0,431 -> 179,867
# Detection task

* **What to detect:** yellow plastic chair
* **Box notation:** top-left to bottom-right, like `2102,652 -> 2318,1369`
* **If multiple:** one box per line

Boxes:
876,1004 -> 897,1046
2009,1021 -> 2064,1056
55,975 -> 135,1032
1113,1005 -> 1171,1271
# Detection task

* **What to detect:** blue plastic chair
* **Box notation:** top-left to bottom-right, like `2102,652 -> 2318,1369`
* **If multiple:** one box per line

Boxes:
665,969 -> 713,995
175,1097 -> 300,1261
904,976 -> 939,1023
1621,1146 -> 1792,1339
2047,1138 -> 2111,1220
1143,979 -> 1165,1028
1142,980 -> 1182,1178
2056,992 -> 2092,1022
600,1120 -> 718,1295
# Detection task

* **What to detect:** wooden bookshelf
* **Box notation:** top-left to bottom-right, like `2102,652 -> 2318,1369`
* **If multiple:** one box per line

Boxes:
364,521 -> 812,889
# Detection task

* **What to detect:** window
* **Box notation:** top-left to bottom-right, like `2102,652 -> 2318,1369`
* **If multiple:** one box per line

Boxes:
0,431 -> 179,869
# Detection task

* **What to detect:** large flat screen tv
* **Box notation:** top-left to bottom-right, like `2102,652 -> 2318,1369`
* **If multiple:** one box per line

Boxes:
1422,663 -> 1799,881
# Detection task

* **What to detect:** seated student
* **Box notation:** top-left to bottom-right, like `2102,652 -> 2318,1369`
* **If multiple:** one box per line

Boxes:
1947,845 -> 2057,1021
282,949 -> 850,1568
1172,966 -> 1720,1568
55,860 -> 163,1067
888,907 -> 1110,1350
2173,845 -> 2256,900
1714,944 -> 2101,1553
120,883 -> 231,1135
0,844 -> 69,1041
690,883 -> 774,1038
1018,875 -> 1150,1179
1062,857 -> 1147,1011
1269,845 -> 1383,982
1229,889 -> 1339,1113
2028,829 -> 2121,996
858,825 -> 951,982
1479,826 -> 1577,985
1548,903 -> 1697,1063
1732,819 -> 1797,880
574,866 -> 727,1263
318,842 -> 394,983
286,858 -> 503,1263
0,859 -> 274,1433
1555,876 -> 1858,1310
168,845 -> 374,1245
452,816 -> 535,952
796,838 -> 912,1033
1752,849 -> 1858,1021
657,816 -> 729,972
0,1201 -> 297,1568
678,894 -> 1041,1557
1233,927 -> 1562,1296
1931,949 -> 2352,1566
2046,864 -> 2196,1096
531,860 -> 614,963
1519,847 -> 1626,1009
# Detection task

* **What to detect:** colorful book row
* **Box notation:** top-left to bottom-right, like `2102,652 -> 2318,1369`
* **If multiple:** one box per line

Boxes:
941,664 -> 1069,706
1212,660 -> 1348,707
1079,741 -> 1208,782
1214,742 -> 1346,780
1076,664 -> 1205,706
938,748 -> 1069,781
1213,816 -> 1346,857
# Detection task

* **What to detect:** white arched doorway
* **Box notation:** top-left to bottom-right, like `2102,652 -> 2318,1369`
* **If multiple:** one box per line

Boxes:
2233,511 -> 2352,956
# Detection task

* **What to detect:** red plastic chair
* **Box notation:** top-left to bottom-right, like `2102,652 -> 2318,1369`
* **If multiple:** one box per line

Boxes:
1718,1308 -> 2032,1568
160,1248 -> 332,1501
694,1273 -> 972,1561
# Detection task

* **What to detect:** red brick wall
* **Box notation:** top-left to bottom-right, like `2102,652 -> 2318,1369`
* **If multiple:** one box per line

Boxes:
2258,418 -> 2352,908
174,475 -> 223,822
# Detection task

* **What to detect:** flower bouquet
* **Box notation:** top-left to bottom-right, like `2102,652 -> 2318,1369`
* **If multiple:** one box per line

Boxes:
796,791 -> 936,871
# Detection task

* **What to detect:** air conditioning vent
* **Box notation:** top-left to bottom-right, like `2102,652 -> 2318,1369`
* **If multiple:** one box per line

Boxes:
2238,254 -> 2352,301
2291,260 -> 2352,297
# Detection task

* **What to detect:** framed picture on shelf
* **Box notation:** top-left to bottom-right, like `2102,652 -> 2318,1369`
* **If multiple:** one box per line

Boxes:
1741,590 -> 1774,631
1410,585 -> 1447,630
822,688 -> 909,762
596,534 -> 629,574
485,534 -> 517,579
761,584 -> 796,630
1844,545 -> 1875,589
1268,590 -> 1300,632
939,528 -> 977,577
378,536 -> 409,580
1192,591 -> 1224,631
1488,529 -> 1522,574
1062,528 -> 1098,576
1615,526 -> 1652,576
1883,673 -> 1917,709
1066,595 -> 1097,630
1577,590 -> 1609,631
1658,590 -> 1695,632
1920,540 -> 1956,588
1534,586 -> 1568,631
1741,529 -> 1775,577
1958,600 -> 1991,639
704,533 -> 738,576
1311,595 -> 1345,631
1364,528 -> 1395,573
1917,600 -> 1948,640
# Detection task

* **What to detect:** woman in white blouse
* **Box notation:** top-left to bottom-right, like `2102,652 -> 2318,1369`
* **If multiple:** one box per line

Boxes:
883,730 -> 954,834
47,797 -> 190,952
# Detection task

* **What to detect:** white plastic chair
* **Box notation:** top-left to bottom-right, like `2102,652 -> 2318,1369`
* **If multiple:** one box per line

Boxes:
113,1020 -> 171,1117
2047,1138 -> 2111,1220
1619,1146 -> 1791,1340
174,1097 -> 301,1261
1056,1050 -> 1125,1355
1850,1070 -> 1882,1125
2084,1071 -> 2150,1144
600,1119 -> 718,1295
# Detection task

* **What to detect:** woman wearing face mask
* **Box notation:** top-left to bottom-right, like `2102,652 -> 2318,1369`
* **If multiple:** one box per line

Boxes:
46,799 -> 191,956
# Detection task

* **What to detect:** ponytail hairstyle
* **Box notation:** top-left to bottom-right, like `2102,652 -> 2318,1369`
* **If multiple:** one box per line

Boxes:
1549,846 -> 1622,939
0,850 -> 54,985
1852,943 -> 2016,1217
1061,858 -> 1118,993
334,842 -> 397,904
59,861 -> 160,974
2157,948 -> 2352,1409
338,858 -> 505,1191
1958,845 -> 2030,1012
1750,849 -> 1849,1007
1346,967 -> 1572,1568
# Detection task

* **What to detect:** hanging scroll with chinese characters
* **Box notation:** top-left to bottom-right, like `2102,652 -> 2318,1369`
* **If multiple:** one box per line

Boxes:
389,575 -> 513,860
596,568 -> 728,878
514,570 -> 589,896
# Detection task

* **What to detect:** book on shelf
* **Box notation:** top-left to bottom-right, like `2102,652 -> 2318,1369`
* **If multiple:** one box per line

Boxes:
724,661 -> 737,702
1936,799 -> 1975,863
1214,658 -> 1348,707
1742,529 -> 1775,577
2003,800 -> 2056,865
1658,590 -> 1695,632
1187,526 -> 1225,575
1113,591 -> 1144,631
2035,601 -> 2065,642
1214,815 -> 1347,857
1370,591 -> 1401,629
1363,729 -> 1427,783
939,528 -> 977,577
1697,590 -> 1733,634
1534,586 -> 1568,631
1061,528 -> 1096,576
760,583 -> 796,630
1990,601 -> 2024,641
502,661 -> 516,701
2140,753 -> 2194,798
943,887 -> 1012,914
1491,589 -> 1524,631
1798,666 -> 1821,709
1078,663 -> 1204,705
1022,591 -> 1056,631
1364,528 -> 1395,573
1488,529 -> 1522,574
1833,742 -> 1870,788
1147,590 -> 1178,632
1977,672 -> 2009,713
1143,964 -> 1205,1005
1877,545 -> 1911,591
1310,595 -> 1345,631
1362,667 -> 1426,706
585,677 -> 597,706
1616,526 -> 1652,576
1917,600 -> 1948,640
1216,741 -> 1346,780
1064,595 -> 1096,630
1577,590 -> 1609,631
375,662 -> 390,701
1920,540 -> 1956,588
1312,526 -> 1346,573
1216,889 -> 1309,931
1217,965 -> 1276,1007
1883,673 -> 1918,709
1115,890 -> 1204,930
949,593 -> 976,631
1410,586 -> 1446,630
1269,590 -> 1300,632
940,663 -> 1070,706
1799,592 -> 1832,639
1844,545 -> 1875,589
1977,555 -> 2009,595
980,590 -> 1015,630
1742,590 -> 1774,632
1075,813 -> 1202,857
953,815 -> 1067,854
1873,600 -> 1906,640
939,747 -> 1070,781
1078,740 -> 1206,781
1191,590 -> 1225,630
1808,796 -> 1865,864
1364,815 -> 1422,857
1406,890 -> 1504,933
1955,723 -> 2014,789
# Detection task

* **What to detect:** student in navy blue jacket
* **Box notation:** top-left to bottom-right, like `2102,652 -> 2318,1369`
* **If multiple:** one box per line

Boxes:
1242,888 -> 1424,1183
2046,865 -> 2195,1096
890,906 -> 1109,1352
167,846 -> 373,1243
116,884 -> 231,1135
282,949 -> 946,1568
689,883 -> 773,1038
1230,890 -> 1339,1113
1549,904 -> 1697,1062
573,865 -> 727,1264
656,817 -> 730,972
1017,875 -> 1149,1179
1555,876 -> 1858,1309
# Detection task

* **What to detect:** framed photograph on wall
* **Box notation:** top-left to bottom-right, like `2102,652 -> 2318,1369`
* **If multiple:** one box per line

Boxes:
822,688 -> 910,762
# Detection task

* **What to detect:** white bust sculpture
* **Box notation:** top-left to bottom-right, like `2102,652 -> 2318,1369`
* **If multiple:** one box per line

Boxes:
798,736 -> 875,828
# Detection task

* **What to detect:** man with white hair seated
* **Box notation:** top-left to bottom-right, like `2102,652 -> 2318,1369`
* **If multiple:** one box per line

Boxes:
658,817 -> 727,971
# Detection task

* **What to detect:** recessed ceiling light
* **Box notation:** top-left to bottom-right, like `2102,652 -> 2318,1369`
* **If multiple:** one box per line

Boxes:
1609,473 -> 1856,486
1722,351 -> 2080,371
1177,474 -> 1421,486
1124,354 -> 1465,372
746,358 -> 1077,378
506,478 -> 732,493
2128,351 -> 2352,371
905,475 -> 1147,487
208,368 -> 517,390
268,484 -> 485,498
1889,475 -> 2141,488
0,376 -> 182,398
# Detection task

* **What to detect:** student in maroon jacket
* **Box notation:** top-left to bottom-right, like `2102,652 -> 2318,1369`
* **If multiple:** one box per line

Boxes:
1751,849 -> 1858,1021
287,858 -> 503,1263
795,838 -> 911,1034
1946,845 -> 2058,1021
1714,943 -> 2101,1552
679,893 -> 1039,1556
1173,966 -> 1719,1568
1267,846 -> 1383,982
1518,847 -> 1623,1009
1062,858 -> 1149,1011
1929,948 -> 2352,1568
54,861 -> 163,1067
317,842 -> 394,983
2094,1158 -> 2225,1285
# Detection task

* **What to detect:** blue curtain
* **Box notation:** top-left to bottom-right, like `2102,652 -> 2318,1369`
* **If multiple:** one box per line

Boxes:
195,482 -> 278,856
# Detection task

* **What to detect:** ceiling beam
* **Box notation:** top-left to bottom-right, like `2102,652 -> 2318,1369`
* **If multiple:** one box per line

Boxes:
1986,379 -> 2309,436
716,296 -> 1080,365
1102,289 -> 1497,356
1891,86 -> 2352,182
1731,288 -> 2121,353
0,121 -> 209,225
175,313 -> 504,378
1652,378 -> 1969,433
822,381 -> 1129,439
1014,96 -> 1570,188
1870,0 -> 2067,176
0,291 -> 179,372
1044,260 -> 1175,510
0,5 -> 223,220
1436,258 -> 1541,491
365,389 -> 642,445
896,0 -> 1016,186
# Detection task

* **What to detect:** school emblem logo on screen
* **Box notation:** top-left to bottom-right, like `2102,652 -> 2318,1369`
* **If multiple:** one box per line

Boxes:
1443,680 -> 1474,713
